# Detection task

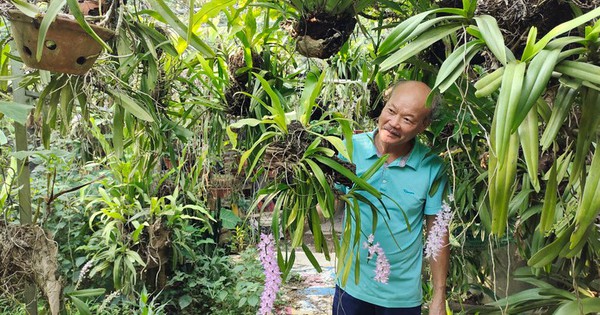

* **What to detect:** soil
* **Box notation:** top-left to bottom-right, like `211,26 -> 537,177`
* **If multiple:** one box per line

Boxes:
293,13 -> 357,59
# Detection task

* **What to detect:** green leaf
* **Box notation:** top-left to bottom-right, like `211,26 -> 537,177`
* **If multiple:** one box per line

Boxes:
178,294 -> 193,309
301,244 -> 323,273
313,155 -> 379,198
112,105 -> 124,158
67,288 -> 106,298
146,0 -> 215,57
322,135 -> 349,161
192,0 -> 236,31
0,130 -> 6,145
474,15 -> 508,65
66,0 -> 112,52
554,297 -> 600,315
253,73 -> 287,132
69,296 -> 91,315
0,101 -> 34,124
434,40 -> 483,92
106,89 -> 154,122
9,0 -> 40,17
299,69 -> 325,126
377,11 -> 435,56
533,6 -> 600,53
37,0 -> 67,61
378,24 -> 463,71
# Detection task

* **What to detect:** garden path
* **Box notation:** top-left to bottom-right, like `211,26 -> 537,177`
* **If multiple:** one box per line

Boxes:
259,209 -> 343,314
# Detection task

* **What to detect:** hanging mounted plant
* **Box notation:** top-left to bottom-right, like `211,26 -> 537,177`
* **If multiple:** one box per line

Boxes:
225,48 -> 265,117
5,0 -> 115,75
280,0 -> 376,59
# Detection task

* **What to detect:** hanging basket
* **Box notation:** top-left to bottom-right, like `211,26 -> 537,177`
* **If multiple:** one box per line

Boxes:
8,10 -> 115,75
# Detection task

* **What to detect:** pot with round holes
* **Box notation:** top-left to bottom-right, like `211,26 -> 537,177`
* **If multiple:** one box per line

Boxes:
8,10 -> 114,75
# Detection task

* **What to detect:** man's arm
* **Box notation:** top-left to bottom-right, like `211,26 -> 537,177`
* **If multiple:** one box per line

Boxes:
425,214 -> 450,315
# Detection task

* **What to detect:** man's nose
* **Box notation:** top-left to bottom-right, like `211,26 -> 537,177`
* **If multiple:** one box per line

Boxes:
389,116 -> 403,128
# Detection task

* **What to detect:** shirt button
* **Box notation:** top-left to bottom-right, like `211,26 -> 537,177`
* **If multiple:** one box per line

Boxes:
382,180 -> 387,184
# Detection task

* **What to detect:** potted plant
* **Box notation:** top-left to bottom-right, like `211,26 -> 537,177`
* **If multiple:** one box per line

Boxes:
5,0 -> 115,75
278,0 -> 377,58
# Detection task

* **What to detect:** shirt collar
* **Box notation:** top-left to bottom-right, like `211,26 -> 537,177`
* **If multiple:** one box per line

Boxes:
365,129 -> 427,170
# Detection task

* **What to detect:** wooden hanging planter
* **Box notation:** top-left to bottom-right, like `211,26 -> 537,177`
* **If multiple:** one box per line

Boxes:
8,10 -> 114,75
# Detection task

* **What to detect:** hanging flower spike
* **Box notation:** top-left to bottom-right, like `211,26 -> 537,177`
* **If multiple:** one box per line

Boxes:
425,195 -> 454,261
257,233 -> 281,315
364,234 -> 391,283
75,260 -> 94,290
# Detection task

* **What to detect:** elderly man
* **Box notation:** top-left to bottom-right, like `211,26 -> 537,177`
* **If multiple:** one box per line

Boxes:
333,81 -> 450,315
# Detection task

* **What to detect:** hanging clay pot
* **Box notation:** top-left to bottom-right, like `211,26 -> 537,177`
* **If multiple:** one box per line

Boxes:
8,10 -> 114,75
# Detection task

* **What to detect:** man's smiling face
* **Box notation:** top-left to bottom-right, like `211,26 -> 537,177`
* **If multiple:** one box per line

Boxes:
377,82 -> 432,148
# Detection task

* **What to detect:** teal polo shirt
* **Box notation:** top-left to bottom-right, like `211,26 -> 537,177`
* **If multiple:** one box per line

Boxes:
337,130 -> 447,308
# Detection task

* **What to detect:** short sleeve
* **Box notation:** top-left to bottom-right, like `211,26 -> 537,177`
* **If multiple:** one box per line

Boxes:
424,164 -> 449,215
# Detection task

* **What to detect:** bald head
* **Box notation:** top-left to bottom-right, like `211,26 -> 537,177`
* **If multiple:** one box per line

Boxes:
385,81 -> 437,124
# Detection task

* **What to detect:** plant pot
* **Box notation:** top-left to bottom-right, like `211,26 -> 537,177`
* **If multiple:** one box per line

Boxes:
8,10 -> 114,75
209,173 -> 237,198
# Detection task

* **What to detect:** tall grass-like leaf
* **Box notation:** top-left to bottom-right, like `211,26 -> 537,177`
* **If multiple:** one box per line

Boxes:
493,61 -> 525,163
512,49 -> 560,132
517,104 -> 540,192
527,224 -> 574,267
474,15 -> 509,65
305,159 -> 335,217
301,244 -> 323,272
459,0 -> 474,16
313,155 -> 380,197
533,6 -> 600,53
474,66 -> 504,97
570,142 -> 600,248
556,60 -> 600,85
570,89 -> 600,185
69,296 -> 91,315
191,0 -> 236,31
377,11 -> 432,56
112,104 -> 124,158
379,24 -> 462,71
540,84 -> 578,151
434,40 -> 483,93
554,298 -> 600,315
106,89 -> 154,122
378,15 -> 464,59
66,0 -> 112,51
37,0 -> 67,61
299,70 -> 326,126
253,73 -> 287,132
539,161 -> 557,232
147,0 -> 215,57
520,26 -> 538,61
238,131 -> 276,174
10,0 -> 40,17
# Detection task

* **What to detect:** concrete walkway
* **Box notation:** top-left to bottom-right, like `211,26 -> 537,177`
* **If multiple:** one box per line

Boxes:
277,250 -> 336,315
